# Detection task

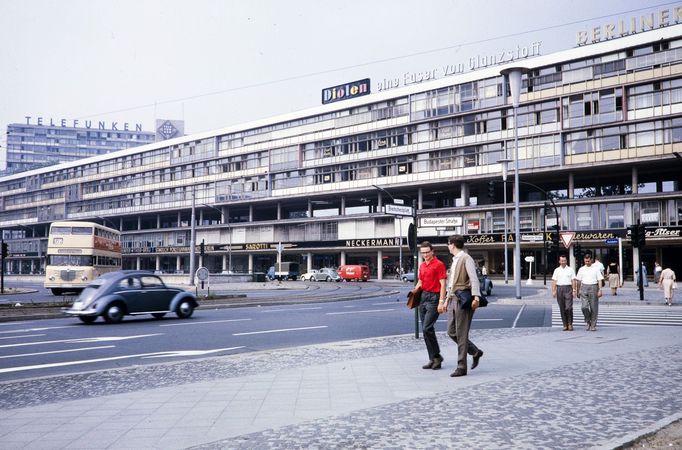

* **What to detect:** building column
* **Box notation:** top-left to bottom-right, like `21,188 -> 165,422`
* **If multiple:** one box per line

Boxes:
418,188 -> 423,209
157,214 -> 161,228
136,257 -> 141,270
632,166 -> 638,194
377,192 -> 383,209
340,250 -> 346,266
178,211 -> 182,227
340,196 -> 346,215
199,210 -> 204,225
176,255 -> 181,273
155,255 -> 160,272
222,254 -> 227,272
377,250 -> 383,280
277,203 -> 282,220
460,182 -> 469,207
137,216 -> 141,230
248,254 -> 254,273
307,252 -> 313,273
249,205 -> 253,222
568,172 -> 575,199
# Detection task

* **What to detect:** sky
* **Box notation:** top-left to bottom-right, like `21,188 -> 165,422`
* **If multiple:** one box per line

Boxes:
0,0 -> 675,145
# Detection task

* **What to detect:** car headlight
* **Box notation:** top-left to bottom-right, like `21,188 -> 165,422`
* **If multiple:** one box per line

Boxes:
49,275 -> 55,281
81,275 -> 88,281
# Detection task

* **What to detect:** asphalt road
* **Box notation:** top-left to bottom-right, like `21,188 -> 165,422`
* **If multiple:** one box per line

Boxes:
0,285 -> 549,382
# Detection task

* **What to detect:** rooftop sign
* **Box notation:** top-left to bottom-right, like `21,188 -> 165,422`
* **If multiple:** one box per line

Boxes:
321,78 -> 370,104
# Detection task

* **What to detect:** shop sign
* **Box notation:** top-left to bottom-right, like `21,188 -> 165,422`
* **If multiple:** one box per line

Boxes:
321,78 -> 370,104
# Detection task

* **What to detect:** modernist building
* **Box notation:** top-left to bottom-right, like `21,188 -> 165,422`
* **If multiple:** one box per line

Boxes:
2,25 -> 682,281
2,119 -> 155,174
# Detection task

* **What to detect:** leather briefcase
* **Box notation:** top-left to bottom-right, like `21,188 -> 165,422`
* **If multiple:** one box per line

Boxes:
406,287 -> 423,309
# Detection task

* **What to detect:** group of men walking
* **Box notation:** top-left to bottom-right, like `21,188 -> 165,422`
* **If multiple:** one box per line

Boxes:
551,252 -> 604,331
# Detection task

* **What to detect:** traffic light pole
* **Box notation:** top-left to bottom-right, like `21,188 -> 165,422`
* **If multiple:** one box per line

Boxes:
1,238 -> 4,294
412,199 -> 419,340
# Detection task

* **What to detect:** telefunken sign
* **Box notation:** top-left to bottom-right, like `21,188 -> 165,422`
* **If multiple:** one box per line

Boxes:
24,116 -> 143,132
321,78 -> 370,104
576,5 -> 682,46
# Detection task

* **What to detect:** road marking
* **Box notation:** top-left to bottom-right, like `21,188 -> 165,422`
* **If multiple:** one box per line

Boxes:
142,347 -> 244,358
0,334 -> 45,340
0,325 -> 76,334
0,347 -> 240,374
160,318 -> 252,327
0,345 -> 115,359
371,302 -> 400,305
233,325 -> 328,336
473,318 -> 504,321
326,309 -> 394,315
261,307 -> 323,313
512,304 -> 526,329
0,333 -> 162,349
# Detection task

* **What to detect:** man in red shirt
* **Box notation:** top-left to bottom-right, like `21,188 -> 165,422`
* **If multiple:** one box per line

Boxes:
412,241 -> 447,369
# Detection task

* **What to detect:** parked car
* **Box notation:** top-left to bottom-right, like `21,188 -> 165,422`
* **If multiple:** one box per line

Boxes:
300,268 -> 341,282
401,272 -> 415,282
64,270 -> 198,324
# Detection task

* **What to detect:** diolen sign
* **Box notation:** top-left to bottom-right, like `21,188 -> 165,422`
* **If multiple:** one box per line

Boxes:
321,78 -> 370,104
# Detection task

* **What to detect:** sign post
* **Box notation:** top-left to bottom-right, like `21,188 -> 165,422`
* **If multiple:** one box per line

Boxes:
525,255 -> 535,285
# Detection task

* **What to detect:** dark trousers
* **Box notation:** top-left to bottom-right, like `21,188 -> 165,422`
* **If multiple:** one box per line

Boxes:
580,284 -> 599,327
447,293 -> 480,371
556,285 -> 574,326
418,291 -> 441,361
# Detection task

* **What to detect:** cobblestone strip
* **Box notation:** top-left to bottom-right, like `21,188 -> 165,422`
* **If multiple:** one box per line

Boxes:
191,345 -> 682,450
0,328 -> 547,410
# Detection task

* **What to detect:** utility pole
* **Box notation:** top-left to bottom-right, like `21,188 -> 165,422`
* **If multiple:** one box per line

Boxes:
188,189 -> 196,286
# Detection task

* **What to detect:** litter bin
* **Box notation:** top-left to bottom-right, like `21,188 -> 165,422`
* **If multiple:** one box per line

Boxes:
253,272 -> 266,282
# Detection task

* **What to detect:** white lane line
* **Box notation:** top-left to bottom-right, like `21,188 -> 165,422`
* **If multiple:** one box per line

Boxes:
512,304 -> 526,329
473,318 -> 504,321
0,333 -> 162,349
233,325 -> 328,336
0,348 -> 243,374
0,345 -> 115,359
0,325 -> 76,335
261,307 -> 323,313
326,309 -> 395,315
0,334 -> 46,340
160,318 -> 252,327
371,302 -> 400,305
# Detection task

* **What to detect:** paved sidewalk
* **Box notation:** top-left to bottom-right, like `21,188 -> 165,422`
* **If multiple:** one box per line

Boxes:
1,322 -> 680,449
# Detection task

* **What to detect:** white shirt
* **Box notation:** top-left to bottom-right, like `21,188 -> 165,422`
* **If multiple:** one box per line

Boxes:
593,260 -> 605,275
576,264 -> 604,285
552,265 -> 576,286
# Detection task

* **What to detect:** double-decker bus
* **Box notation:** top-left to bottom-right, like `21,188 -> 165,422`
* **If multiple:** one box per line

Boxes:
44,221 -> 121,295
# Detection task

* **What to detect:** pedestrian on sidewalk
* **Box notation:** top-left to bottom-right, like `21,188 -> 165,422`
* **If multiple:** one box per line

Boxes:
551,254 -> 576,331
658,266 -> 677,306
607,261 -> 620,296
654,262 -> 663,284
636,262 -> 649,288
593,256 -> 605,288
439,235 -> 484,377
412,241 -> 447,370
576,251 -> 604,331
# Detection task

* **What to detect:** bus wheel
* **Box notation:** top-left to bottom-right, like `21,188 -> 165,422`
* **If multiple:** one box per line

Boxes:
79,316 -> 97,324
176,300 -> 195,319
51,288 -> 63,296
103,303 -> 124,323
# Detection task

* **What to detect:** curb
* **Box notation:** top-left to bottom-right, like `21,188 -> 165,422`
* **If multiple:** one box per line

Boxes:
595,411 -> 682,450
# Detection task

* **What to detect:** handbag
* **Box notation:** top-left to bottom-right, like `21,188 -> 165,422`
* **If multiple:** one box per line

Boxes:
406,287 -> 422,309
455,289 -> 488,310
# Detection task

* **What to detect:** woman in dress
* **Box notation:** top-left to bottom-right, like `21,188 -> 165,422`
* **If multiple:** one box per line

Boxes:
606,261 -> 620,296
658,267 -> 677,306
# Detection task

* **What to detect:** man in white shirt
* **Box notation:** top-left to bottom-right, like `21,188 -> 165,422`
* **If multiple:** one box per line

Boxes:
575,251 -> 604,331
551,255 -> 576,331
593,256 -> 605,288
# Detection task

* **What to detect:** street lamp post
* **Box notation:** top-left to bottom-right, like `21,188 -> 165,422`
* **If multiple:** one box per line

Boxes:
501,67 -> 527,300
189,189 -> 196,285
497,158 -> 512,285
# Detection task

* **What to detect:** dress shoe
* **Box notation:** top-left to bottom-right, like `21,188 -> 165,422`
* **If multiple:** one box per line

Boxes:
471,350 -> 483,370
567,324 -> 574,331
422,360 -> 434,369
431,355 -> 443,370
562,325 -> 568,331
589,326 -> 597,331
450,368 -> 467,377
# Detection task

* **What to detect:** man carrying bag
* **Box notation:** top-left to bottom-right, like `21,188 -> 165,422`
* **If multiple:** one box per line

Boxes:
439,235 -> 484,378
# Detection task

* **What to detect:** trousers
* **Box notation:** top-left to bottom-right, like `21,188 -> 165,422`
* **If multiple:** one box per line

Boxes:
418,291 -> 441,360
556,285 -> 574,326
447,293 -> 480,371
580,284 -> 599,328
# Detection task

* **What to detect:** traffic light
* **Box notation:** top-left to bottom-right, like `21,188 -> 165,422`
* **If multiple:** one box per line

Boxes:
487,181 -> 495,201
636,224 -> 646,248
630,224 -> 640,248
200,239 -> 205,256
1,241 -> 8,259
407,223 -> 416,252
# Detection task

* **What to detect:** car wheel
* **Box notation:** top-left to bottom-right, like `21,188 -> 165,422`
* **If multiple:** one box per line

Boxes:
176,300 -> 195,319
152,313 -> 166,319
103,303 -> 124,323
325,276 -> 331,282
487,288 -> 492,296
402,276 -> 407,282
79,316 -> 97,324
